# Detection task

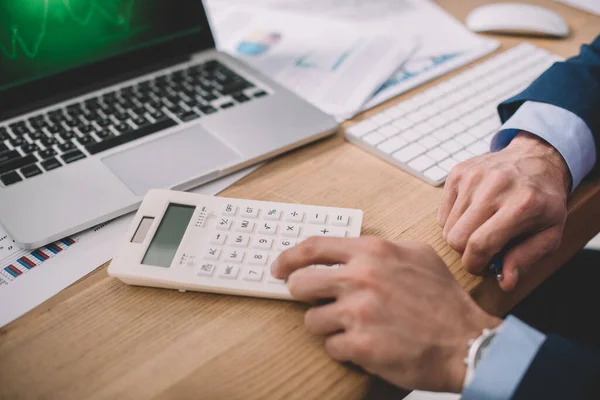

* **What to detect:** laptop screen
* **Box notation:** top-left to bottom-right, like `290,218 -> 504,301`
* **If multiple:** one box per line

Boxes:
0,0 -> 214,119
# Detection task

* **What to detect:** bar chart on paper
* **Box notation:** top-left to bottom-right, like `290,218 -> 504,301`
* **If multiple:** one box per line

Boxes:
0,226 -> 77,287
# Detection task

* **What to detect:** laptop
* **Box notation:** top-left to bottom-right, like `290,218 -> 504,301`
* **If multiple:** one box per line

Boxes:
0,0 -> 337,249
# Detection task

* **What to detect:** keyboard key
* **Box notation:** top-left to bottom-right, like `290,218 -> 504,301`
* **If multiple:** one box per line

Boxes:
0,171 -> 22,186
243,267 -> 263,281
392,143 -> 426,163
61,150 -> 86,164
455,133 -> 477,146
205,247 -> 222,260
209,232 -> 227,245
408,155 -> 436,172
263,207 -> 282,221
303,226 -> 346,238
453,150 -> 474,162
283,210 -> 304,224
22,143 -> 38,154
418,135 -> 440,150
218,264 -> 240,279
467,141 -> 490,156
216,217 -> 233,231
253,236 -> 273,250
58,142 -> 76,152
424,166 -> 447,182
241,206 -> 259,218
267,271 -> 286,284
229,234 -> 251,247
222,203 -> 237,216
77,135 -> 96,146
276,238 -> 296,251
21,164 -> 42,178
0,143 -> 8,154
235,219 -> 255,233
258,222 -> 278,235
362,131 -> 385,146
178,111 -> 200,122
439,157 -> 460,172
39,148 -> 57,159
377,125 -> 400,138
85,118 -> 177,155
0,154 -> 37,175
346,120 -> 377,138
330,214 -> 350,227
225,249 -> 245,263
197,263 -> 217,277
426,148 -> 450,162
248,251 -> 269,266
282,223 -> 301,237
41,157 -> 62,172
377,137 -> 407,154
440,139 -> 463,154
307,212 -> 327,224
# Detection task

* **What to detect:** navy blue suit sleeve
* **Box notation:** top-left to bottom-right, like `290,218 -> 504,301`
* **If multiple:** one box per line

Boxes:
512,334 -> 600,400
498,36 -> 600,162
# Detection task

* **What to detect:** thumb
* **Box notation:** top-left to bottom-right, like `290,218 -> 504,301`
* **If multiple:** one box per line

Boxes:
498,227 -> 562,292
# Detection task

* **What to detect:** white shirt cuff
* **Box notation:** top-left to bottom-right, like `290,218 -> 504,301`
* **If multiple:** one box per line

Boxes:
491,101 -> 596,191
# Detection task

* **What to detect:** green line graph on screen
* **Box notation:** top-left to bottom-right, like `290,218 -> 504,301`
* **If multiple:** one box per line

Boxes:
0,0 -> 139,61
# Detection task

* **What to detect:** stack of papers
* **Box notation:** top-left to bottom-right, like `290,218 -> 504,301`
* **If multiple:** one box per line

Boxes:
205,0 -> 499,120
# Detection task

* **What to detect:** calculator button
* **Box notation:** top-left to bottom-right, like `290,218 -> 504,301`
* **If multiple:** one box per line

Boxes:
209,232 -> 227,245
303,226 -> 347,238
282,224 -> 301,237
197,263 -> 217,276
258,222 -> 278,235
264,207 -> 282,221
225,249 -> 245,263
229,234 -> 251,247
249,251 -> 269,266
241,206 -> 259,218
216,218 -> 233,231
276,238 -> 296,250
243,267 -> 264,282
284,210 -> 304,222
218,264 -> 240,279
205,247 -> 221,260
253,236 -> 273,250
307,212 -> 327,224
222,203 -> 237,216
235,219 -> 255,233
330,214 -> 350,227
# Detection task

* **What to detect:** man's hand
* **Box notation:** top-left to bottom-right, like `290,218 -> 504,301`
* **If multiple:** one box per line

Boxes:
438,131 -> 570,291
271,237 -> 501,393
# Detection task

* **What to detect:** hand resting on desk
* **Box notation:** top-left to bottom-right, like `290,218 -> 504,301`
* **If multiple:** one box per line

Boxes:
438,131 -> 570,291
271,237 -> 502,393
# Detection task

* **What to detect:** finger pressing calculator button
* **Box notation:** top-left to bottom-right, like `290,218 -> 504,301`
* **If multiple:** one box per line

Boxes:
267,271 -> 285,285
222,203 -> 237,216
229,234 -> 251,247
282,224 -> 300,237
209,232 -> 227,245
197,263 -> 217,276
205,247 -> 221,260
249,251 -> 268,266
235,219 -> 255,233
216,218 -> 233,231
303,226 -> 347,238
276,239 -> 296,250
264,207 -> 282,221
218,264 -> 240,279
284,210 -> 304,223
225,249 -> 245,263
258,222 -> 278,235
253,236 -> 273,250
241,206 -> 259,218
308,212 -> 327,224
330,214 -> 350,227
243,267 -> 264,282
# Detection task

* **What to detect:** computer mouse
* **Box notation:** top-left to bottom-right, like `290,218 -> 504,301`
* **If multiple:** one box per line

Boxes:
466,3 -> 569,38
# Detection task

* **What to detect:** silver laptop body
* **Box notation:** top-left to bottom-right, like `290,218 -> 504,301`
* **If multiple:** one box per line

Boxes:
0,1 -> 336,249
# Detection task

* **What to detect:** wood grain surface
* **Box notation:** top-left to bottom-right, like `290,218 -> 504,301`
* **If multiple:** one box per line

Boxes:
1,1 -> 599,399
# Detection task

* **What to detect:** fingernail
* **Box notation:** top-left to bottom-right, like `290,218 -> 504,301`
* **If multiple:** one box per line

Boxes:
270,259 -> 280,277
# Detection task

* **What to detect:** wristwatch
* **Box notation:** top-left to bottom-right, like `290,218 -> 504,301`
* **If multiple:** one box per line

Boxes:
463,324 -> 502,388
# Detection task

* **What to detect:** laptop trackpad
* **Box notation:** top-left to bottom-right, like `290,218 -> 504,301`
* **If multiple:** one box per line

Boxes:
102,125 -> 241,196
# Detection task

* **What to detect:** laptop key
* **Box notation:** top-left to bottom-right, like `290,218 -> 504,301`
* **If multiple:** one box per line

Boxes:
9,137 -> 24,147
59,131 -> 75,141
21,164 -> 43,179
178,111 -> 200,122
77,135 -> 96,146
61,149 -> 86,164
39,148 -> 57,159
0,154 -> 37,175
59,142 -> 76,152
85,117 -> 177,155
0,143 -> 8,154
22,144 -> 39,154
41,157 -> 62,172
0,171 -> 22,186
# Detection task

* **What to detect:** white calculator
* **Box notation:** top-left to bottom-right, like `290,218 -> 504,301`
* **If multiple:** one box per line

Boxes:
108,189 -> 363,300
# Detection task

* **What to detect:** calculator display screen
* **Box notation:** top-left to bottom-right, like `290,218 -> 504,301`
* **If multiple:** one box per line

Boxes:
142,204 -> 196,267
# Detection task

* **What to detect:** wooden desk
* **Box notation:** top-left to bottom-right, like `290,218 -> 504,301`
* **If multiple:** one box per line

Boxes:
1,1 -> 599,399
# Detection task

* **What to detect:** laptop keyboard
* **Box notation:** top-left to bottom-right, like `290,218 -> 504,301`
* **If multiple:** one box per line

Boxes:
0,59 -> 269,187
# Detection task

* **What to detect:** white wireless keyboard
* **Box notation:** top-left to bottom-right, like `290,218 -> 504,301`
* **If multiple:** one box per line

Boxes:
108,189 -> 363,300
345,43 -> 562,186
